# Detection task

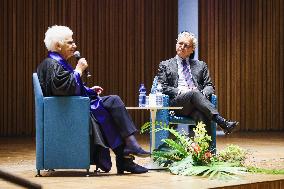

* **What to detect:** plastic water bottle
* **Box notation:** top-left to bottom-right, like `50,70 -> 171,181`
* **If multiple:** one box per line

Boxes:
155,83 -> 163,107
151,76 -> 158,94
138,84 -> 146,107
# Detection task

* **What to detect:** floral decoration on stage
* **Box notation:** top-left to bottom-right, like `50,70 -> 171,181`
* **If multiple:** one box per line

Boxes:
141,122 -> 247,180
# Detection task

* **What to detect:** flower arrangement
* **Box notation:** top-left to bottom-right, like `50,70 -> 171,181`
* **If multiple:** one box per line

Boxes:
141,121 -> 247,179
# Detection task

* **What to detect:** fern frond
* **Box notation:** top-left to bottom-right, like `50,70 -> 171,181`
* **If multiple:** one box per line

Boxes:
162,139 -> 189,157
140,122 -> 151,133
181,166 -> 208,176
247,166 -> 284,175
202,168 -> 213,177
162,127 -> 192,148
208,169 -> 218,179
170,161 -> 246,180
141,121 -> 169,134
153,150 -> 182,162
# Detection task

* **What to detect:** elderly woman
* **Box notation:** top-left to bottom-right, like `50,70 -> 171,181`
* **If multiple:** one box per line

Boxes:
37,25 -> 149,174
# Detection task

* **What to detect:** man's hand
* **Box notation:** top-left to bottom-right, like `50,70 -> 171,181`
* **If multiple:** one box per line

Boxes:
189,87 -> 197,91
91,86 -> 103,95
74,58 -> 88,76
178,87 -> 198,95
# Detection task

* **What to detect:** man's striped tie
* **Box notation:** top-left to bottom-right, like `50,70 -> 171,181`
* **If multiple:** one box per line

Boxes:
181,59 -> 195,89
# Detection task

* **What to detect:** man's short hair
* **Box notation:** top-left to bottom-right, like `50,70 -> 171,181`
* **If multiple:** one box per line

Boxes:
44,25 -> 73,51
177,31 -> 198,49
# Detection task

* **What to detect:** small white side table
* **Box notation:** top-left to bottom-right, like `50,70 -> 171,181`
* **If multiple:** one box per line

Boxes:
126,106 -> 182,169
126,107 -> 182,153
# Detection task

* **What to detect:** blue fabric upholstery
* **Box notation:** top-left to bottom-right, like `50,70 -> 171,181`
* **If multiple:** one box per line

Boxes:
151,77 -> 217,153
32,73 -> 91,172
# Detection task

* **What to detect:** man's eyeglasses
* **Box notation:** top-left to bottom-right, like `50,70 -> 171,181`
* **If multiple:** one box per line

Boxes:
177,42 -> 192,49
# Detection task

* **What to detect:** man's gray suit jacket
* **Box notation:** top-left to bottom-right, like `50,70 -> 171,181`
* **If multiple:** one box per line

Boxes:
157,57 -> 215,100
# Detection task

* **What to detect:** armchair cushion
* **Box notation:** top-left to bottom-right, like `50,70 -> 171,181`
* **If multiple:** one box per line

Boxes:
43,97 -> 90,169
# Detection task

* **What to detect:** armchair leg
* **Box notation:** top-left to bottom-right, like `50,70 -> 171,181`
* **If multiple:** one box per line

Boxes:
35,170 -> 42,177
86,169 -> 90,177
94,166 -> 100,174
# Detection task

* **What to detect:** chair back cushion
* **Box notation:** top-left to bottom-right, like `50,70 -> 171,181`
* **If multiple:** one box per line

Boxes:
32,73 -> 44,169
33,73 -> 44,99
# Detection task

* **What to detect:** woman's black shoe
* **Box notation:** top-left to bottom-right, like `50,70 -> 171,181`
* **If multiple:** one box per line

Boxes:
116,156 -> 148,174
93,146 -> 112,172
123,146 -> 151,158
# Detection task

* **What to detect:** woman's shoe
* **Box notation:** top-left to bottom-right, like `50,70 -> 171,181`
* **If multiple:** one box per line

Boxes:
116,156 -> 148,174
123,146 -> 151,158
124,135 -> 150,157
93,146 -> 112,172
95,162 -> 111,173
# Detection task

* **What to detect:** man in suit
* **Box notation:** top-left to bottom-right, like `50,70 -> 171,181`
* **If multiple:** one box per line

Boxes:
157,31 -> 238,137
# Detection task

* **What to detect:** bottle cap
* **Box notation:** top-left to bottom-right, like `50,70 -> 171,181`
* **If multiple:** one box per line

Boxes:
139,84 -> 146,92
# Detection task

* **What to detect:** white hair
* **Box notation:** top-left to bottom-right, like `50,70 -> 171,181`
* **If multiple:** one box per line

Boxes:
177,31 -> 198,49
44,25 -> 73,51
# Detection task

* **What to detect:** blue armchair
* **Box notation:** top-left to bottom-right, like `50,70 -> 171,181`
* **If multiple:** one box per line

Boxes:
151,77 -> 217,153
33,73 -> 91,176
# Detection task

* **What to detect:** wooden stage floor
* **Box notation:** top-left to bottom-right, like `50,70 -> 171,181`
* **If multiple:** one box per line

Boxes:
0,132 -> 284,189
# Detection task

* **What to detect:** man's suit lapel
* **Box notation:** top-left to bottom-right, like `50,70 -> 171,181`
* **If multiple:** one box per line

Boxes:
169,58 -> 178,87
189,59 -> 200,88
169,58 -> 178,73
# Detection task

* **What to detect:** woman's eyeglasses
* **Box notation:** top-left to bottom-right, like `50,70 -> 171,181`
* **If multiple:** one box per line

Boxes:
65,40 -> 75,45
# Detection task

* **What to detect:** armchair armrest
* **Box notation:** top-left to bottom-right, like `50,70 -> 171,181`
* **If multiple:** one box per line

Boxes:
210,94 -> 218,108
162,93 -> 217,109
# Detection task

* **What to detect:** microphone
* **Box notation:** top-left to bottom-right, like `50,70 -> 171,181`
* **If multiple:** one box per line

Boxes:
73,51 -> 91,77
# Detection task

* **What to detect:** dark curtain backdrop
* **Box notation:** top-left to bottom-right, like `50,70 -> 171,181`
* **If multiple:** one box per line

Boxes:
199,0 -> 284,131
0,0 -> 178,136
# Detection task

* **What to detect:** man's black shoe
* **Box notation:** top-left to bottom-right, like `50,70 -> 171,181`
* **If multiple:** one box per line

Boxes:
124,146 -> 150,158
223,121 -> 239,135
213,115 -> 239,135
116,156 -> 148,174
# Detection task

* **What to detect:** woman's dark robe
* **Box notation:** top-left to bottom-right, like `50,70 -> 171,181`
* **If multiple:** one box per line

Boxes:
37,52 -> 135,171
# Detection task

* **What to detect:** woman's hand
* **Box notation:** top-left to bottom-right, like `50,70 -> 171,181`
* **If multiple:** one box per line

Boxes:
74,58 -> 88,76
91,86 -> 103,95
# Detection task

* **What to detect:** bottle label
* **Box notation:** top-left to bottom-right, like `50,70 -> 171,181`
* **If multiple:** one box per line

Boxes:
139,94 -> 146,107
138,84 -> 147,107
149,94 -> 156,107
156,94 -> 163,107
